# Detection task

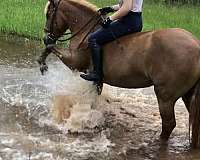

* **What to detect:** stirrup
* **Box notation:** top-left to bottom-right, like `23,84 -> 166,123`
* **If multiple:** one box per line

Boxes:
80,72 -> 100,82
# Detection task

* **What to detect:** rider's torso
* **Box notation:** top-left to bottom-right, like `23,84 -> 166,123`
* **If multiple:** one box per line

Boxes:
119,0 -> 143,12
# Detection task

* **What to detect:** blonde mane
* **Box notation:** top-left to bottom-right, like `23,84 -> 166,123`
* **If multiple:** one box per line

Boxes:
44,0 -> 98,15
67,0 -> 98,11
44,1 -> 50,15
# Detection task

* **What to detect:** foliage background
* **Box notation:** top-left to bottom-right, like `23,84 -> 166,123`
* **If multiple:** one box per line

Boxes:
0,0 -> 200,39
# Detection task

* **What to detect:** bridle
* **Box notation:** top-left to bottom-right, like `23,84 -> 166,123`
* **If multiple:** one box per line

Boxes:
44,0 -> 102,46
44,0 -> 62,44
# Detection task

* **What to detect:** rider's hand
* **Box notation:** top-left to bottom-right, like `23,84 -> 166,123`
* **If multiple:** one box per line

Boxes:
101,17 -> 112,28
98,6 -> 115,15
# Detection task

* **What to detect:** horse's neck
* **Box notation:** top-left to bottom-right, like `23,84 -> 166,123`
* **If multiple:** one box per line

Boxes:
65,1 -> 97,32
60,1 -> 99,70
65,3 -> 98,50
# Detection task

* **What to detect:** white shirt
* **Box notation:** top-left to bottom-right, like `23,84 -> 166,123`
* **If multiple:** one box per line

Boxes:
119,0 -> 143,12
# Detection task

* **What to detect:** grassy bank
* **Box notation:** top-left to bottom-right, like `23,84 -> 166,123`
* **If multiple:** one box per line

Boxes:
0,0 -> 46,39
0,0 -> 200,39
144,3 -> 200,37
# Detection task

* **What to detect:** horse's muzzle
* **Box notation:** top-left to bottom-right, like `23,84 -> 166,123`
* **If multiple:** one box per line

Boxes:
43,33 -> 57,47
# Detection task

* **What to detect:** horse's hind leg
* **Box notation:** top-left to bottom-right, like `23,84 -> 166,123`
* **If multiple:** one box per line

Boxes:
182,88 -> 195,112
154,87 -> 176,140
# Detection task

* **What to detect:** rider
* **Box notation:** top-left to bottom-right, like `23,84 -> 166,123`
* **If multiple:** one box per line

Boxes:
80,0 -> 143,83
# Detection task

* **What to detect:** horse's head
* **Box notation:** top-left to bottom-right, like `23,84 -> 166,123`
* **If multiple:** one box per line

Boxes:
43,0 -> 69,47
44,0 -> 100,48
39,0 -> 103,75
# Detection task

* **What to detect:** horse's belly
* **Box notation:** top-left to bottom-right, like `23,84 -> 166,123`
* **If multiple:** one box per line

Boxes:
104,73 -> 153,88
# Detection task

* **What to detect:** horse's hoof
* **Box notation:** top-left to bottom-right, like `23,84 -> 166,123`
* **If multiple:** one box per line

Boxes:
94,82 -> 103,95
40,64 -> 48,75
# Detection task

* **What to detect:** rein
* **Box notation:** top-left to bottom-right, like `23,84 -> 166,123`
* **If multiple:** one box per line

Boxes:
58,13 -> 101,43
78,16 -> 102,48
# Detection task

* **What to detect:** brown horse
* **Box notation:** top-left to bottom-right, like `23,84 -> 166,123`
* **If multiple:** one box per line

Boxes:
39,0 -> 200,148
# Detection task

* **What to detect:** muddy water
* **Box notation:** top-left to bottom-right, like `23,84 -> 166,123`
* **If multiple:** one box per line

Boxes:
0,35 -> 200,160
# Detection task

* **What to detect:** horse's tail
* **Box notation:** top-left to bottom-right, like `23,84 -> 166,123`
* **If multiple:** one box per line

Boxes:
190,79 -> 200,148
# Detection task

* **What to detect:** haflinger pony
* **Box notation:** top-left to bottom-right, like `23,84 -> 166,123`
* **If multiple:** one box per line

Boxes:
38,0 -> 200,148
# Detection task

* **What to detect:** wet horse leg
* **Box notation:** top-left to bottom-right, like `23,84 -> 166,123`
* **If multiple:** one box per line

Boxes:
37,48 -> 51,75
154,87 -> 176,140
159,99 -> 176,140
182,88 -> 194,113
182,91 -> 193,143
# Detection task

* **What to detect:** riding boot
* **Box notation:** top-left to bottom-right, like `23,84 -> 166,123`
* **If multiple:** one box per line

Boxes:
80,42 -> 103,83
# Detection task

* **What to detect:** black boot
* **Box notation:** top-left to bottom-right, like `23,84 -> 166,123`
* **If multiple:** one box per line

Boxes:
80,42 -> 102,83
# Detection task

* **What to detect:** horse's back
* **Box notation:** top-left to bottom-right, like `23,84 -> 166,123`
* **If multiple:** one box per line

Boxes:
103,28 -> 200,91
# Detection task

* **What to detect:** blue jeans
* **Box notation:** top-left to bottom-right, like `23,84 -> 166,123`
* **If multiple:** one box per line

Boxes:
88,11 -> 143,47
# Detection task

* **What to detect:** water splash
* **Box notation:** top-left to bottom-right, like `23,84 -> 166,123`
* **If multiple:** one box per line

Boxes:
0,60 -> 111,160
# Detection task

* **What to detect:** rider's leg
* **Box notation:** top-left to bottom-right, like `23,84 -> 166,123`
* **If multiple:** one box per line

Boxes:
80,21 -> 122,82
80,37 -> 103,82
80,12 -> 143,82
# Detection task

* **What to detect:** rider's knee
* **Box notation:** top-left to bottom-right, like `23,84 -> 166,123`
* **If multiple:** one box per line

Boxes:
88,33 -> 98,47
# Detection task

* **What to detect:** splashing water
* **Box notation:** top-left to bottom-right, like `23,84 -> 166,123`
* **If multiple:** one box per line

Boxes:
0,35 -> 111,160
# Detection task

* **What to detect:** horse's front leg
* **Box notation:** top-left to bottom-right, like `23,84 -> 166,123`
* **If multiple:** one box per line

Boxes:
37,48 -> 51,75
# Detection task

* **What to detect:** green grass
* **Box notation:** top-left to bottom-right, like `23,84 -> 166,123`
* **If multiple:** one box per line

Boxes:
0,0 -> 200,39
0,0 -> 46,39
143,3 -> 200,37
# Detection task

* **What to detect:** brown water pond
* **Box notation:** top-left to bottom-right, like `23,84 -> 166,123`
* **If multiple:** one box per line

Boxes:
0,34 -> 199,160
